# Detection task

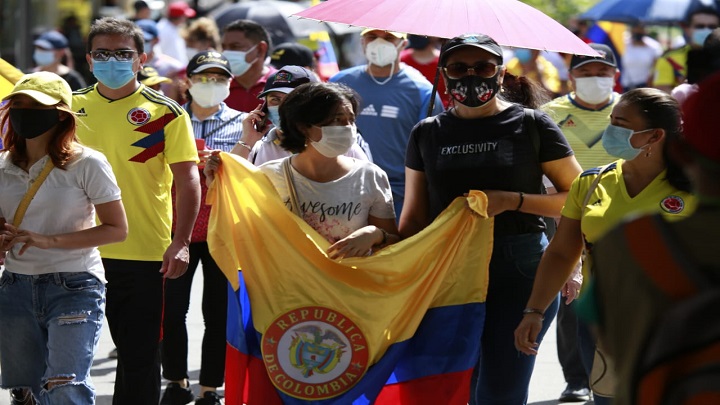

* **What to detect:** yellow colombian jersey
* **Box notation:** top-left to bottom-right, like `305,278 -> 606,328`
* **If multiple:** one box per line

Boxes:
562,161 -> 696,245
73,84 -> 198,261
653,45 -> 690,88
542,94 -> 619,170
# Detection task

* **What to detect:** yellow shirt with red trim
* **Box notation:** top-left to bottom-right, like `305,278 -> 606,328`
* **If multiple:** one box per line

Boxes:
73,84 -> 198,261
542,93 -> 620,170
562,161 -> 697,274
653,45 -> 690,88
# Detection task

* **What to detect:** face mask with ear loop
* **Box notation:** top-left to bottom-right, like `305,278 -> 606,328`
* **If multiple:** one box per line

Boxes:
365,38 -> 402,85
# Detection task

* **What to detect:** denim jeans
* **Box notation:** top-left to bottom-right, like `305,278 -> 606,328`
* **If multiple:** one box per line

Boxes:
470,232 -> 560,405
0,271 -> 105,405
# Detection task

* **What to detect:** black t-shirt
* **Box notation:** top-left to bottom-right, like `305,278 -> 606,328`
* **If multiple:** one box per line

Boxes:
405,104 -> 573,236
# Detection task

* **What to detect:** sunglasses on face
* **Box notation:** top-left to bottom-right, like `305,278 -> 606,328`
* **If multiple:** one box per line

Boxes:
692,24 -> 718,29
443,62 -> 501,80
190,75 -> 230,85
89,50 -> 137,62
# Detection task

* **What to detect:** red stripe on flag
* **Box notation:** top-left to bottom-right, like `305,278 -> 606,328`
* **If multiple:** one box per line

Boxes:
225,344 -> 282,405
374,368 -> 473,404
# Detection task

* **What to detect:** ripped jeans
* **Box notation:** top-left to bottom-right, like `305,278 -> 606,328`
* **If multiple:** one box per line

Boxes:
0,271 -> 105,404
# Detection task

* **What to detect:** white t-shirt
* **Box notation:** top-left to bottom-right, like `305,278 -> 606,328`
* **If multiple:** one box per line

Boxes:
0,147 -> 121,282
621,42 -> 663,88
259,157 -> 395,243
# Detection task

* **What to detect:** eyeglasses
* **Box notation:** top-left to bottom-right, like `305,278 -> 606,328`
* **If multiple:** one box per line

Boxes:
443,62 -> 501,80
190,75 -> 230,85
89,50 -> 137,62
692,24 -> 718,29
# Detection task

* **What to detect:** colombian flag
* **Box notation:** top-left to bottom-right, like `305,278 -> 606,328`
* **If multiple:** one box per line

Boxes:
207,153 -> 493,405
0,58 -> 23,99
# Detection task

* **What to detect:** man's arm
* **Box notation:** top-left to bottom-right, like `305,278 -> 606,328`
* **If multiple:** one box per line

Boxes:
162,161 -> 200,279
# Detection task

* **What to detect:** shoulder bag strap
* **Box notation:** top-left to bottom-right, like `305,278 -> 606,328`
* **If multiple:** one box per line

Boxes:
581,164 -> 613,210
12,158 -> 55,227
282,157 -> 301,216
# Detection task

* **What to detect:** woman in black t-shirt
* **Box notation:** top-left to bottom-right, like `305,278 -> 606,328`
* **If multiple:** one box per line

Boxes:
399,33 -> 582,405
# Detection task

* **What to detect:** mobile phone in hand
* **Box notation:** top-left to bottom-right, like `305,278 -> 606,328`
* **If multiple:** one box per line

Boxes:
254,101 -> 270,132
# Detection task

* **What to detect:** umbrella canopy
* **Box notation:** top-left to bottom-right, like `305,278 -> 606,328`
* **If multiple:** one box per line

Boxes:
293,0 -> 598,56
211,0 -> 330,46
580,0 -> 719,24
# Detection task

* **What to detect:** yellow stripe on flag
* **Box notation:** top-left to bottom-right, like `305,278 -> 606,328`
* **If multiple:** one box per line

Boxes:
207,153 -> 493,362
0,58 -> 24,99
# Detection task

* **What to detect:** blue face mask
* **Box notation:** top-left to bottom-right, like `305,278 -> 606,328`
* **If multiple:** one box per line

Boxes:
224,45 -> 257,77
601,124 -> 653,160
514,48 -> 533,64
267,105 -> 281,130
92,59 -> 136,89
33,49 -> 56,66
691,28 -> 713,46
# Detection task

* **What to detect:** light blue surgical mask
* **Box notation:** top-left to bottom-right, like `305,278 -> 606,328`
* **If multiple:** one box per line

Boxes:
92,59 -> 137,89
267,105 -> 281,130
601,124 -> 653,160
224,45 -> 257,76
33,49 -> 56,66
691,28 -> 713,46
514,48 -> 533,64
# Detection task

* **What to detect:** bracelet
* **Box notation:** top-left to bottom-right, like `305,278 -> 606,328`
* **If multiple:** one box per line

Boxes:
377,228 -> 388,246
522,308 -> 545,320
515,191 -> 525,211
237,140 -> 252,151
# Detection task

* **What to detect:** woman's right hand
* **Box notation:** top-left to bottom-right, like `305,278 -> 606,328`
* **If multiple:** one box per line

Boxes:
514,314 -> 544,355
241,103 -> 269,144
203,151 -> 222,187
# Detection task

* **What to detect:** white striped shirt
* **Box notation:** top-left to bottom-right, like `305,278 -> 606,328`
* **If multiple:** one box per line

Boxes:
185,102 -> 246,152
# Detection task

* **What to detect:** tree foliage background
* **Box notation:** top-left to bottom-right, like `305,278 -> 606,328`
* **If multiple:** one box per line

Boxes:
522,0 -> 598,26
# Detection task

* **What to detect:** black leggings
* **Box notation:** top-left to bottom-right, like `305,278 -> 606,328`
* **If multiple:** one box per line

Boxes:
161,241 -> 228,387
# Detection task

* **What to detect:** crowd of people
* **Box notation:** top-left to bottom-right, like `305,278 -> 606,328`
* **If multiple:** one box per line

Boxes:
1,1 -> 719,404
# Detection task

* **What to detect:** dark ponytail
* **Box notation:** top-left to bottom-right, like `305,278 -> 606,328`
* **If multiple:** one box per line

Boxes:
500,72 -> 552,109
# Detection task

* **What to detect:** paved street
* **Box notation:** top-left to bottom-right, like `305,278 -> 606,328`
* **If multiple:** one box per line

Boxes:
0,268 -> 592,404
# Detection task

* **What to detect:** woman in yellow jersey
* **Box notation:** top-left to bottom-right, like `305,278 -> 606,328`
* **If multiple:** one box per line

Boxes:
513,88 -> 697,403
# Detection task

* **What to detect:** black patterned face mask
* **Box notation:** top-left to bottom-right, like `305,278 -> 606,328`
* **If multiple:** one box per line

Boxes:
9,108 -> 60,139
446,72 -> 500,108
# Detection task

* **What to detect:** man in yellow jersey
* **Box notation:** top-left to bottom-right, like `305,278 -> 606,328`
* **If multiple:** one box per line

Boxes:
540,42 -> 620,403
653,7 -> 719,93
73,17 -> 200,404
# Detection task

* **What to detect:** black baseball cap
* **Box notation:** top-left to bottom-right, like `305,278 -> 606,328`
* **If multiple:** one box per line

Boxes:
440,33 -> 503,66
569,43 -> 617,70
270,42 -> 315,70
186,51 -> 232,77
257,66 -> 319,98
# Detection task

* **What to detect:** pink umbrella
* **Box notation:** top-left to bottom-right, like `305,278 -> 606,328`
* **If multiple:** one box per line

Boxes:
294,0 -> 598,56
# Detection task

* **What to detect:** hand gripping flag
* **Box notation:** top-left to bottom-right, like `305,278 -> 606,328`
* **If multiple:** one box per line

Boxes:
207,153 -> 494,405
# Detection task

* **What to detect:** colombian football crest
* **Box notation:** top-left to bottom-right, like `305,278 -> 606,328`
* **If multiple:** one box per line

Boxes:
127,107 -> 151,125
660,195 -> 685,214
262,306 -> 369,399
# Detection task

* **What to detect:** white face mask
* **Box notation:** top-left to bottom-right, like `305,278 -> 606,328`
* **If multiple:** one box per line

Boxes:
365,38 -> 400,67
223,45 -> 258,77
573,76 -> 614,104
311,124 -> 358,158
188,82 -> 230,108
